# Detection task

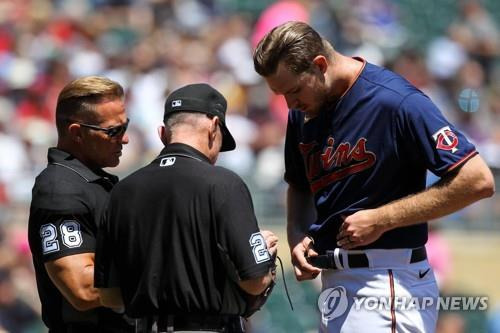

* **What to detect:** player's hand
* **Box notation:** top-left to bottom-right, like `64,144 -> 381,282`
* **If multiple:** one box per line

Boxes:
290,236 -> 321,281
261,230 -> 278,257
336,210 -> 387,249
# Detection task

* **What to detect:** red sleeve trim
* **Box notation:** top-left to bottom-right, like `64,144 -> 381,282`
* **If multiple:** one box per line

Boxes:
445,150 -> 478,173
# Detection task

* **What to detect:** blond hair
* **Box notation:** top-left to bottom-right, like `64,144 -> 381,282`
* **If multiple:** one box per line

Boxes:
253,21 -> 332,76
56,76 -> 124,137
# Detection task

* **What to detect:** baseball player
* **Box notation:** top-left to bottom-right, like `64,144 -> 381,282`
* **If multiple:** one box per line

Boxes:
253,21 -> 495,332
94,83 -> 278,333
28,76 -> 134,332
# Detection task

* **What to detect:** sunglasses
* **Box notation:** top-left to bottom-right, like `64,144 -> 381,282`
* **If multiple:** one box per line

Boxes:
79,118 -> 130,138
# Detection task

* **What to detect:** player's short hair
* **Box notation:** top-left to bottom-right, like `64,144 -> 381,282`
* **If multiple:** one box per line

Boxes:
56,76 -> 124,137
253,21 -> 332,77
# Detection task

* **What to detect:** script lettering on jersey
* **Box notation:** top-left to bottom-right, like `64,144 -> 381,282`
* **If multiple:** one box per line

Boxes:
299,137 -> 376,193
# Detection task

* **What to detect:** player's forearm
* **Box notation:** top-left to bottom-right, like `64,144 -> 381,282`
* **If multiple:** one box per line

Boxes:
286,185 -> 317,247
378,155 -> 495,231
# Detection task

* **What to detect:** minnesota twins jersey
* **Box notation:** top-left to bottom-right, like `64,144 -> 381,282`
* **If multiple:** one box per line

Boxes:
284,60 -> 477,253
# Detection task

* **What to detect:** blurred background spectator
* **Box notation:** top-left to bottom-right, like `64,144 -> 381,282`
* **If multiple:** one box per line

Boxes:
0,0 -> 498,332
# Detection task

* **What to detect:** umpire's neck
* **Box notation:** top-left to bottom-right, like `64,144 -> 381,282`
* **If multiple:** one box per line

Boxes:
158,115 -> 223,165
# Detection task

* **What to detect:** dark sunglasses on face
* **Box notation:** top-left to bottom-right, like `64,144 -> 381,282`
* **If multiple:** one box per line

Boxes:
78,118 -> 130,138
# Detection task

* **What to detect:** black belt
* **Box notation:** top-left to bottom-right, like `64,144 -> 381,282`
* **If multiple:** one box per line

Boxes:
307,247 -> 427,270
154,314 -> 244,333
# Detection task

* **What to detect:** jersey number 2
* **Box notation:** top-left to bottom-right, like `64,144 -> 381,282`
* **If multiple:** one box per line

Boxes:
40,221 -> 83,254
249,233 -> 270,264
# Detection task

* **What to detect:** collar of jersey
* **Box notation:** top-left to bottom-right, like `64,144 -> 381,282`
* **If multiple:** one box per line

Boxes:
47,147 -> 118,183
157,143 -> 211,164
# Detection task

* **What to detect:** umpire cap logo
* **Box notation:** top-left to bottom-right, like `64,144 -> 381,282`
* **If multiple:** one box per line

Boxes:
318,286 -> 348,323
172,100 -> 182,107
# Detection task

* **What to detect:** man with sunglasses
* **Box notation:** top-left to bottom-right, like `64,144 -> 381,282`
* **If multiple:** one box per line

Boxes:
28,76 -> 134,332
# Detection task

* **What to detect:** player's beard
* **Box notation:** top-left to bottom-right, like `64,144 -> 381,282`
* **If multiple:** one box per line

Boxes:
315,85 -> 338,116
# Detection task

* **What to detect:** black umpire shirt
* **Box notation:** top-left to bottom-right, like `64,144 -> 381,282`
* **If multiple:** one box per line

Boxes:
28,148 -> 133,332
94,143 -> 273,318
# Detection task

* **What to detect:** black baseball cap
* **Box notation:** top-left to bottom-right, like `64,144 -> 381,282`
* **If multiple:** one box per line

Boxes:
164,83 -> 236,152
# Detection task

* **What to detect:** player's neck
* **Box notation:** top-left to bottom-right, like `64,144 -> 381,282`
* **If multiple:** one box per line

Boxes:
328,55 -> 364,99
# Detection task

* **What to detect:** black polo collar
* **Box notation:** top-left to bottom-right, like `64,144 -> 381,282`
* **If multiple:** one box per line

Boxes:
47,147 -> 118,184
156,143 -> 212,164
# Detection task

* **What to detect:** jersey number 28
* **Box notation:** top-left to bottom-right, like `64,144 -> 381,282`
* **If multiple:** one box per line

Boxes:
40,220 -> 83,254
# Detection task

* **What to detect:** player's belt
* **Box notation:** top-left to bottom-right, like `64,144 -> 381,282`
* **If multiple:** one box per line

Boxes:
307,246 -> 427,269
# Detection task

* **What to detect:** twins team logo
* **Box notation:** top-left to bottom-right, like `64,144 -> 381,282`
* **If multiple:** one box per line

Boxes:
318,286 -> 349,324
299,137 -> 376,193
432,126 -> 459,153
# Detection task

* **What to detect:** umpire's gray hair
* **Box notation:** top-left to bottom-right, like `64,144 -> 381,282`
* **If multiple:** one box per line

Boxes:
163,112 -> 210,143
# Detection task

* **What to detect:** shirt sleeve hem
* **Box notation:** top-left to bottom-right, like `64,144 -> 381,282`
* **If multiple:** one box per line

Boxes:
444,150 -> 478,174
41,248 -> 95,263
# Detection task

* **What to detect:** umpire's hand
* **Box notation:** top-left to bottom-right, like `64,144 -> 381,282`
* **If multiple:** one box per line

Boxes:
261,230 -> 278,257
291,236 -> 321,281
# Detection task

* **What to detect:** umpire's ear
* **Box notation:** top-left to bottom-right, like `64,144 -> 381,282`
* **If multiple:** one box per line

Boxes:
158,125 -> 169,145
209,116 -> 220,141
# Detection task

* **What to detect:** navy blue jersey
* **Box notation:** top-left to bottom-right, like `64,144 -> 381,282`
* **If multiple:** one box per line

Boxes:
284,59 -> 477,252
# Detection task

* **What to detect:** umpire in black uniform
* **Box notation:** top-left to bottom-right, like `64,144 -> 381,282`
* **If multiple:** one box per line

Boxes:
94,83 -> 278,332
28,76 -> 134,332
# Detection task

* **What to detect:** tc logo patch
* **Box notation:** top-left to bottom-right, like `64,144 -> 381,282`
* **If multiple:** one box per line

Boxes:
432,126 -> 458,153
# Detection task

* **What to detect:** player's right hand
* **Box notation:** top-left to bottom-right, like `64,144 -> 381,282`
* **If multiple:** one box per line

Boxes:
290,236 -> 321,281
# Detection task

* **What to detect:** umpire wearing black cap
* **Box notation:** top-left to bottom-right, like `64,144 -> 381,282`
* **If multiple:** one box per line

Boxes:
94,83 -> 278,332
